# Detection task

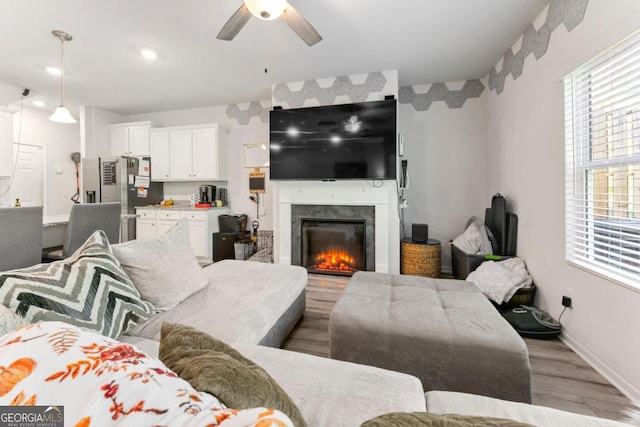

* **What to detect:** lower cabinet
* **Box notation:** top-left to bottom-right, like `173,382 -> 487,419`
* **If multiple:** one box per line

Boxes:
136,209 -> 157,240
156,210 -> 181,236
136,207 -> 230,261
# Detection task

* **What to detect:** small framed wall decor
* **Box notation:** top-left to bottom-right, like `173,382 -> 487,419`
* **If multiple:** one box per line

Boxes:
249,170 -> 266,193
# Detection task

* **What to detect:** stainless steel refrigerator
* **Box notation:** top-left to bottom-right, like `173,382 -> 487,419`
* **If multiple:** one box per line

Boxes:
82,156 -> 164,242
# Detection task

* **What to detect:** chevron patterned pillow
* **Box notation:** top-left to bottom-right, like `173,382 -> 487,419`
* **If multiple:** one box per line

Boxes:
0,230 -> 155,339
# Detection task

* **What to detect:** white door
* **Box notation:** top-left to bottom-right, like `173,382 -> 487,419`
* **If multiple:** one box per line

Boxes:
169,130 -> 193,180
150,131 -> 170,181
188,220 -> 207,258
129,126 -> 150,156
192,128 -> 216,180
156,219 -> 178,237
136,220 -> 156,239
110,127 -> 129,156
11,144 -> 43,207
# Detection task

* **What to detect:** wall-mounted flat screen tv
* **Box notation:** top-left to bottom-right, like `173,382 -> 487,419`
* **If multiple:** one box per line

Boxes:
269,99 -> 397,180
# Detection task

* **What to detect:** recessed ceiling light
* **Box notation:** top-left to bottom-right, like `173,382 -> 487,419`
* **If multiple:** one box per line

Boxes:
46,66 -> 62,76
32,100 -> 46,107
140,49 -> 158,60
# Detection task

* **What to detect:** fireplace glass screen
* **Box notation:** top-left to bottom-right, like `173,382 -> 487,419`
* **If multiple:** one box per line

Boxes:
301,219 -> 365,276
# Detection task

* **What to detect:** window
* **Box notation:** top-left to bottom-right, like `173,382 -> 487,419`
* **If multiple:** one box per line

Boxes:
564,30 -> 640,288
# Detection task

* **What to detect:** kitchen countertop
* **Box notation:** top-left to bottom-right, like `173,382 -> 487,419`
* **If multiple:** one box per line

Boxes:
136,205 -> 229,211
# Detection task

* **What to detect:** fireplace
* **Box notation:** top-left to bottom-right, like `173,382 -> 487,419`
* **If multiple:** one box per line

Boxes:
302,219 -> 365,276
291,204 -> 375,274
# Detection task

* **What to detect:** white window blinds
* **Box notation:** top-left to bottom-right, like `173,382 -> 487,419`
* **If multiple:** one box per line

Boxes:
565,30 -> 640,288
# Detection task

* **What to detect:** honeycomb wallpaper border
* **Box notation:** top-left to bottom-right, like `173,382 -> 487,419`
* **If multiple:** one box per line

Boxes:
225,101 -> 270,125
225,0 -> 589,122
398,80 -> 485,111
271,70 -> 398,109
489,0 -> 589,94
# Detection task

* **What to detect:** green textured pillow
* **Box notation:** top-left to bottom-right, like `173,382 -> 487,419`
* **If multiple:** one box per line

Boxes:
360,412 -> 535,427
159,322 -> 307,427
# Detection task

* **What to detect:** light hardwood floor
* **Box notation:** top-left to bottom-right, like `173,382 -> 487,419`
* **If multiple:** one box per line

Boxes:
281,274 -> 634,422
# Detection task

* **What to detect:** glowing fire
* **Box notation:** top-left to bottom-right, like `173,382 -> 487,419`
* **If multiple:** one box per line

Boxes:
314,249 -> 357,272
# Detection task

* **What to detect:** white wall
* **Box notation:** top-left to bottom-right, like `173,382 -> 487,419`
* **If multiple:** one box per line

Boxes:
399,94 -> 487,271
485,0 -> 640,402
1,103 -> 80,215
124,104 -> 272,229
0,82 -> 25,107
80,106 -> 125,158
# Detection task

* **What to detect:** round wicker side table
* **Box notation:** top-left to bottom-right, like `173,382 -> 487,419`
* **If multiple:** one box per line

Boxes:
401,238 -> 441,278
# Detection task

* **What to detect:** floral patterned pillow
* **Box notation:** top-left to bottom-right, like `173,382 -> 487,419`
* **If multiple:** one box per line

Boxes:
0,321 -> 292,427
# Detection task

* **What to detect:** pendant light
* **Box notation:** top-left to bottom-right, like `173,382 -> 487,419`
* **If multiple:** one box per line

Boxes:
49,30 -> 76,124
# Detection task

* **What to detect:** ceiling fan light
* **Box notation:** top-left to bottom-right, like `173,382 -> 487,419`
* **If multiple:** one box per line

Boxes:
49,106 -> 77,124
244,0 -> 287,20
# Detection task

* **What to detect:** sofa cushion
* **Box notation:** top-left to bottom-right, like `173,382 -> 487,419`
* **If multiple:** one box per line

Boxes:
361,412 -> 534,426
0,230 -> 154,339
0,321 -> 293,426
129,260 -> 307,345
159,322 -> 307,426
111,218 -> 208,311
330,272 -> 532,403
233,343 -> 427,427
425,391 -> 633,427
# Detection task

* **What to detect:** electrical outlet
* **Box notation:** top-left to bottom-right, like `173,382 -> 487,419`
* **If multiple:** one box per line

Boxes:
562,296 -> 573,308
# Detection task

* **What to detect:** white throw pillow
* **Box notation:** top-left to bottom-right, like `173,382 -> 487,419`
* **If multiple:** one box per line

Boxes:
452,221 -> 483,254
0,304 -> 29,337
452,216 -> 494,255
112,218 -> 208,311
0,321 -> 293,426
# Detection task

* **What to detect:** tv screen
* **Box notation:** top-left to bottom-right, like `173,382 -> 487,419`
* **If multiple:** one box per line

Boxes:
269,99 -> 397,180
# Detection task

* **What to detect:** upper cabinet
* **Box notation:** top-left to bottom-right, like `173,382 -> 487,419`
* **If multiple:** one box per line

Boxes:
0,107 -> 16,178
149,124 -> 228,182
109,121 -> 153,157
149,131 -> 170,181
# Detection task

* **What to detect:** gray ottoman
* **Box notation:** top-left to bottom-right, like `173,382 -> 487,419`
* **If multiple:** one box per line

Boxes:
329,271 -> 532,403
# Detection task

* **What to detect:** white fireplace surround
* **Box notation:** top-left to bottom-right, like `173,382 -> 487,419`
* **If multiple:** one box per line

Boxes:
272,180 -> 400,273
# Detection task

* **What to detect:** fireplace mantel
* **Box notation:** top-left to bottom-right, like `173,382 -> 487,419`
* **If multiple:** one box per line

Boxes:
272,180 -> 400,273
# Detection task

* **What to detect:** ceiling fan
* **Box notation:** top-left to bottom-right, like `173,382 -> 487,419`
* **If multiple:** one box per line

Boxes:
217,0 -> 322,46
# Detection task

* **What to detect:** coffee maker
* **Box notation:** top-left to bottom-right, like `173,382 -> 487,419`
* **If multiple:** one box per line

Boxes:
199,185 -> 216,204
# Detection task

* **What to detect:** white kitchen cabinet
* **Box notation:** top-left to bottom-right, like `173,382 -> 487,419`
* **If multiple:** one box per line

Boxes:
156,210 -> 181,236
192,128 -> 218,180
109,121 -> 153,157
169,130 -> 193,180
186,217 -> 207,257
180,209 -> 228,260
149,131 -> 170,181
149,124 -> 227,182
136,209 -> 157,240
0,107 -> 16,178
135,207 -> 230,261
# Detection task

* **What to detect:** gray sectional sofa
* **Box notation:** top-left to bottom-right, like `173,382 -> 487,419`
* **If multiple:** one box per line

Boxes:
119,260 -> 633,427
1,222 -> 631,426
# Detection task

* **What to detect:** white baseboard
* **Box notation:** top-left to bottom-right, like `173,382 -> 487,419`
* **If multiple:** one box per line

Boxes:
561,331 -> 640,405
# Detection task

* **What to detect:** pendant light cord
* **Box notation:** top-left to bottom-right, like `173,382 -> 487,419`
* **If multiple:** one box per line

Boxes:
59,37 -> 65,106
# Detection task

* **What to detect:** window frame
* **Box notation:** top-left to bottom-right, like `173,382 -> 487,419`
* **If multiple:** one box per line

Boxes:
564,30 -> 640,291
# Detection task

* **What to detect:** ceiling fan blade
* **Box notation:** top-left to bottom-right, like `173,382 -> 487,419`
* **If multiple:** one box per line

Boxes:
217,4 -> 252,41
281,4 -> 322,46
